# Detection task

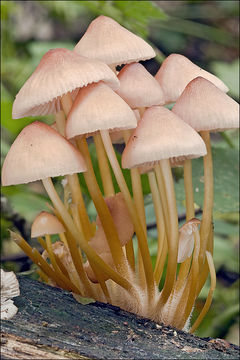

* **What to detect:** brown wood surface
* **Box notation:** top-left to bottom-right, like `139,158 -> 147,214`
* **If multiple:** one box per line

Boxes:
1,276 -> 239,359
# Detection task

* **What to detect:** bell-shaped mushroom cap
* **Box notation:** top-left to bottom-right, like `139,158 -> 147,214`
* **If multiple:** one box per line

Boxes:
95,192 -> 134,249
74,15 -> 155,67
172,77 -> 239,132
116,63 -> 165,109
31,211 -> 65,238
12,48 -> 119,118
155,54 -> 229,104
66,82 -> 137,139
122,106 -> 207,169
177,218 -> 201,263
1,121 -> 87,186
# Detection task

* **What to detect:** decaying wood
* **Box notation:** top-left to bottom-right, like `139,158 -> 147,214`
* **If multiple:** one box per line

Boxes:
1,276 -> 239,359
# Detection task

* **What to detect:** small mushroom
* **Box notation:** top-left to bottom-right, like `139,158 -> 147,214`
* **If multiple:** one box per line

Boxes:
31,211 -> 66,238
155,53 -> 229,104
177,218 -> 201,263
74,15 -> 155,68
116,63 -> 165,108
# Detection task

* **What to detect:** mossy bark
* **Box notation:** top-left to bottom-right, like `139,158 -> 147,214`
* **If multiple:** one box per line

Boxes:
1,276 -> 239,359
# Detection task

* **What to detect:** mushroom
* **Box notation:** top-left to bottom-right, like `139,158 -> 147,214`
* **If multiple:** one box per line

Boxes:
177,218 -> 201,263
116,63 -> 165,109
74,15 -> 155,69
2,121 -> 131,295
155,53 -> 229,104
12,48 -> 120,241
122,105 -> 207,306
66,80 -> 154,298
12,48 -> 119,119
172,77 -> 239,267
31,211 -> 66,238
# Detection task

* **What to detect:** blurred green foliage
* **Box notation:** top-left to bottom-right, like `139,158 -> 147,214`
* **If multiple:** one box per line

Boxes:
1,0 -> 239,344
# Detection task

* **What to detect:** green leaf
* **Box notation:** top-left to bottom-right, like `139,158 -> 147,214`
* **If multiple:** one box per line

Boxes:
211,59 -> 239,99
175,147 -> 239,213
213,235 -> 239,272
2,185 -> 48,223
27,41 -> 75,60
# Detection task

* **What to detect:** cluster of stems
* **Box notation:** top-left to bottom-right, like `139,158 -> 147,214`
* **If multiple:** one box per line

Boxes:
11,91 -> 216,332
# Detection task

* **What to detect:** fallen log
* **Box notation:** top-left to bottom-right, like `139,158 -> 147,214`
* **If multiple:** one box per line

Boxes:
1,276 -> 239,359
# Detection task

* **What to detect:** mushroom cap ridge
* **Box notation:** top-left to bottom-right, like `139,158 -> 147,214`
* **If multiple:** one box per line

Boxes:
12,48 -> 119,118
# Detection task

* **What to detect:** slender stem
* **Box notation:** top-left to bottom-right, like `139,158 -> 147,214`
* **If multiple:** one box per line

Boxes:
122,130 -> 136,276
154,165 -> 170,241
190,251 -> 216,333
131,166 -> 147,288
55,101 -> 93,241
11,231 -> 76,292
60,92 -> 73,116
55,110 -> 66,136
67,174 -> 94,240
199,131 -> 214,266
125,240 -> 135,272
69,204 -> 96,296
177,230 -> 200,329
76,138 -> 129,275
196,225 -> 214,296
70,203 -> 110,300
94,133 -> 115,196
42,177 -> 132,292
37,269 -> 49,283
59,232 -> 69,248
184,159 -> 195,220
154,237 -> 168,285
156,160 -> 179,306
45,234 -> 60,271
100,129 -> 155,299
38,236 -> 80,291
175,160 -> 195,291
148,171 -> 166,285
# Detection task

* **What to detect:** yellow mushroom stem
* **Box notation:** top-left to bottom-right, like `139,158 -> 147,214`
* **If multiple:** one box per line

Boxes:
37,236 -> 81,291
41,177 -> 133,293
37,269 -> 49,283
147,171 -> 166,285
175,159 -> 195,292
155,160 -> 179,306
10,230 -> 79,293
100,129 -> 155,301
55,105 -> 93,241
76,138 -> 129,277
125,240 -> 135,272
123,129 -> 147,289
176,230 -> 200,329
69,203 -> 109,299
94,133 -> 115,196
190,251 -> 216,333
199,131 -> 214,267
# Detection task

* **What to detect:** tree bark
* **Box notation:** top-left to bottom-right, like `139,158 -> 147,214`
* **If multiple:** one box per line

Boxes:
1,276 -> 239,359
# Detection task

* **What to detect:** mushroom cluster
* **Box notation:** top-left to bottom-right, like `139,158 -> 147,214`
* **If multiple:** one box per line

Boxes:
2,15 -> 239,332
